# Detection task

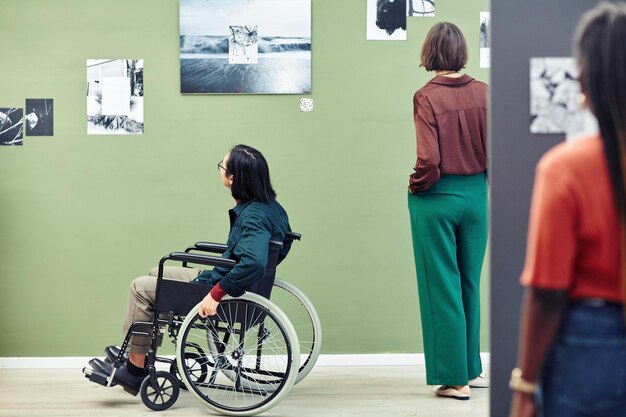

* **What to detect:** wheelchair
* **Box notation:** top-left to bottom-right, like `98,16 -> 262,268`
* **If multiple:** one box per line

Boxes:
83,231 -> 321,416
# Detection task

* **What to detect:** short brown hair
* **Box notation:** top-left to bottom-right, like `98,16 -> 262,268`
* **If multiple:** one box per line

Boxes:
420,22 -> 468,72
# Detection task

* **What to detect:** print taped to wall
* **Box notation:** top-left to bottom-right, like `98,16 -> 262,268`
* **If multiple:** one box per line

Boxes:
228,26 -> 259,64
479,12 -> 490,68
367,0 -> 407,40
180,0 -> 311,94
0,108 -> 24,146
530,58 -> 585,134
25,99 -> 54,136
86,59 -> 144,135
407,0 -> 434,17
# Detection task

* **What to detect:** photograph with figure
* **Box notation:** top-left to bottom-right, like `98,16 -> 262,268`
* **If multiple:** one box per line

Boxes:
479,12 -> 490,68
530,57 -> 583,134
367,0 -> 407,40
0,108 -> 24,146
86,59 -> 144,135
25,99 -> 53,136
407,0 -> 435,17
180,0 -> 311,94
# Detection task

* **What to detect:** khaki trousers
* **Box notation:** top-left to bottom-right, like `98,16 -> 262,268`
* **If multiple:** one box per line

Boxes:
123,266 -> 200,354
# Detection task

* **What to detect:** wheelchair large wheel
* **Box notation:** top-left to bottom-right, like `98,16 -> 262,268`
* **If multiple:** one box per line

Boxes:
272,278 -> 322,384
177,293 -> 300,416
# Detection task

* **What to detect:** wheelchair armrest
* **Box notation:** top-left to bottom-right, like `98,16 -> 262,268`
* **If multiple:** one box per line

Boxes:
165,252 -> 236,269
185,242 -> 228,254
285,231 -> 301,241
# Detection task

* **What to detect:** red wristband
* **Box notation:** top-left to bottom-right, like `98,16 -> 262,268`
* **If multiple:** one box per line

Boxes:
209,282 -> 227,302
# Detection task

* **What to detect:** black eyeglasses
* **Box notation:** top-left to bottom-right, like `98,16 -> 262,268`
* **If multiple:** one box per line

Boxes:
217,160 -> 228,173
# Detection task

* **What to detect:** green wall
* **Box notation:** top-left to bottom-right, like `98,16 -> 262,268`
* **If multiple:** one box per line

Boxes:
0,0 -> 489,356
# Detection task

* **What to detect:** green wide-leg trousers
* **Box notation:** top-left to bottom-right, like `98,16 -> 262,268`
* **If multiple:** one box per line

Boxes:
407,173 -> 488,386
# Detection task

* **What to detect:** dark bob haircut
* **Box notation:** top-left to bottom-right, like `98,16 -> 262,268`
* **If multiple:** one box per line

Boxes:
420,22 -> 468,72
226,144 -> 276,204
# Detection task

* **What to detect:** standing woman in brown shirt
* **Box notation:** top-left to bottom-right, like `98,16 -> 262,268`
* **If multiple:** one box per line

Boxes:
407,22 -> 488,400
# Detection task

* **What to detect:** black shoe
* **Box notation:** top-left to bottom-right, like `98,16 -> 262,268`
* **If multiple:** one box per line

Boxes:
112,365 -> 146,396
105,346 -> 125,364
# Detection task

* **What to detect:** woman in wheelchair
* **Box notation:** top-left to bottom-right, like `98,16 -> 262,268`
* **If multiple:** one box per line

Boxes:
93,144 -> 292,396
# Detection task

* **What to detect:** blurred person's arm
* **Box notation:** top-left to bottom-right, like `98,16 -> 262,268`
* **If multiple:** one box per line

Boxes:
510,148 -> 576,417
509,288 -> 568,417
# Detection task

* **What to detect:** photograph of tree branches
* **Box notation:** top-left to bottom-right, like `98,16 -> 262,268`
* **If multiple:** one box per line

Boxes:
0,108 -> 24,146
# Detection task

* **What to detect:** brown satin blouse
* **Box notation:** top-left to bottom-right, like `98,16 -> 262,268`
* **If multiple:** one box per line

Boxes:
409,74 -> 488,193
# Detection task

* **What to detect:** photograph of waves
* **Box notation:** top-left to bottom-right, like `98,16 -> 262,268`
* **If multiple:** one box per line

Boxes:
180,0 -> 311,94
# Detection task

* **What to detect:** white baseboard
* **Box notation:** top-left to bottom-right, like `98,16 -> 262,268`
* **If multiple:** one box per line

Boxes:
0,353 -> 490,369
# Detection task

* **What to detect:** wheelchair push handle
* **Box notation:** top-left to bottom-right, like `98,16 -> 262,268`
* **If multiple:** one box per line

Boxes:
285,231 -> 301,241
186,242 -> 228,254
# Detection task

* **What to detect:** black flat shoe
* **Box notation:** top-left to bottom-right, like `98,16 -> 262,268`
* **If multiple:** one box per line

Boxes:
112,365 -> 146,396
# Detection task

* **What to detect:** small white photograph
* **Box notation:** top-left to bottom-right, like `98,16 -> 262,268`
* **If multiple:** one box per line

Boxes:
530,57 -> 584,134
367,0 -> 407,41
300,98 -> 314,112
480,12 -> 490,68
407,0 -> 434,17
229,26 -> 259,64
86,59 -> 144,135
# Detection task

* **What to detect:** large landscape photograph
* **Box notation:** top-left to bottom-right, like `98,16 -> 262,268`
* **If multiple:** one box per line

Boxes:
180,0 -> 311,94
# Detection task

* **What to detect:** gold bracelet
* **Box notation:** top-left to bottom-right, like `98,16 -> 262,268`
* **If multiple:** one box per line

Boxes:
509,368 -> 537,394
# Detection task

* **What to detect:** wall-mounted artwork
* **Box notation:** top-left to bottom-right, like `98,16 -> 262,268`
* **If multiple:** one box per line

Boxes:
0,108 -> 24,146
530,57 -> 584,134
25,99 -> 53,136
229,26 -> 259,64
86,59 -> 144,135
367,0 -> 407,40
180,0 -> 311,94
479,12 -> 490,68
300,98 -> 314,112
407,0 -> 435,17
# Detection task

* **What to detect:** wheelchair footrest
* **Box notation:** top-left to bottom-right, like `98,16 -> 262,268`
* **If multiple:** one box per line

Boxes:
83,367 -> 109,387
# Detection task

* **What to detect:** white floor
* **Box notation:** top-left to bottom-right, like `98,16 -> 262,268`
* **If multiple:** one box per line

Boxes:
0,365 -> 489,417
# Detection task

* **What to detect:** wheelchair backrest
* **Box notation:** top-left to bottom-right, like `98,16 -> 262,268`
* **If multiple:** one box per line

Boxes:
245,241 -> 280,299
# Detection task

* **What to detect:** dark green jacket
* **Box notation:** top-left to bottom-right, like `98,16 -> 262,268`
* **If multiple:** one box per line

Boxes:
193,199 -> 291,297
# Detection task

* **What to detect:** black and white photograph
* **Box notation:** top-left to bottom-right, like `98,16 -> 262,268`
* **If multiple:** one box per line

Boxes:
300,97 -> 314,112
479,12 -> 490,68
530,57 -> 584,134
407,0 -> 435,17
25,99 -> 53,136
367,0 -> 407,40
180,0 -> 311,94
229,25 -> 259,64
86,59 -> 144,135
0,108 -> 24,146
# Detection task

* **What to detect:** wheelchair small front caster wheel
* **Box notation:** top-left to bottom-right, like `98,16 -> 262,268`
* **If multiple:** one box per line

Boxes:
140,371 -> 180,411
